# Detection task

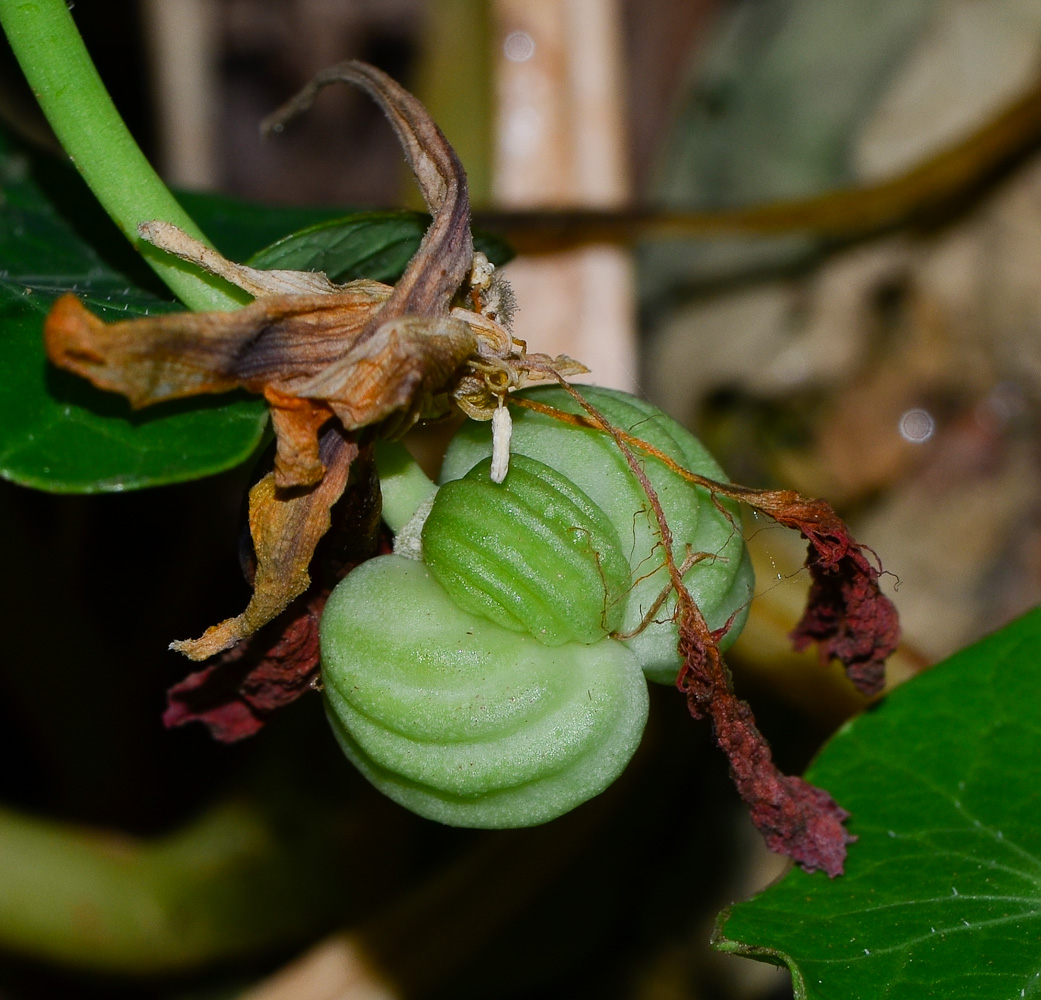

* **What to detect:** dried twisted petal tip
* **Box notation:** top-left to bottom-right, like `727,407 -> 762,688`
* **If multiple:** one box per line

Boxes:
137,220 -> 341,297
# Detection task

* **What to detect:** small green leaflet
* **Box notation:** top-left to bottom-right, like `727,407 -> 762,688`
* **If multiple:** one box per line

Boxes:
715,606 -> 1041,1000
0,130 -> 511,493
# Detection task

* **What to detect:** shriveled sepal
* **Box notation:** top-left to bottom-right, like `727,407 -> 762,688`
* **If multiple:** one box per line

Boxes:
169,424 -> 358,661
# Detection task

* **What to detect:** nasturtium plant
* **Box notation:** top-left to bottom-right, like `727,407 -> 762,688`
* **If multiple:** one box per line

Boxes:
4,0 -> 899,879
5,5 -> 1041,996
715,606 -> 1041,1000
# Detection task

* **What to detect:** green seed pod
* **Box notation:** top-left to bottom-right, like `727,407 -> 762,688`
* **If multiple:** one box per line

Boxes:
440,385 -> 754,684
421,453 -> 632,646
319,386 -> 749,827
320,555 -> 649,828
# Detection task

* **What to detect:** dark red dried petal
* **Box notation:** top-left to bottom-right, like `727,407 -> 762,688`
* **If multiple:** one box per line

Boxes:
740,491 -> 899,696
678,598 -> 853,877
754,776 -> 854,878
163,672 -> 265,742
791,543 -> 900,696
164,595 -> 325,742
710,692 -> 853,877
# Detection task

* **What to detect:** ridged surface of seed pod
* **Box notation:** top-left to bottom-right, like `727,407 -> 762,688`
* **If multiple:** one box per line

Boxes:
421,453 -> 631,646
440,386 -> 754,683
320,555 -> 649,828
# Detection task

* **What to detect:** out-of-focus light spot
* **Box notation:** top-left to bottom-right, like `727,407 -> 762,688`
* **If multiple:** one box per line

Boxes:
899,407 -> 935,443
503,31 -> 536,62
502,106 -> 542,157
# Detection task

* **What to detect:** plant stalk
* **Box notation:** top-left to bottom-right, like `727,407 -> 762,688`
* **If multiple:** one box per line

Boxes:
374,440 -> 438,534
0,0 -> 246,310
0,799 -> 352,974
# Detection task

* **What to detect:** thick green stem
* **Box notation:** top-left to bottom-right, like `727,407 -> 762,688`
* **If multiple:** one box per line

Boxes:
0,799 -> 354,974
0,0 -> 246,310
374,440 -> 438,534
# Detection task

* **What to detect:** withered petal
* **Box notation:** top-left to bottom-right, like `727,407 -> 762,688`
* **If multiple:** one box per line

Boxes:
170,425 -> 358,661
139,219 -> 344,298
45,293 -> 241,404
44,286 -> 392,408
263,61 -> 472,320
264,388 -> 335,488
303,314 -> 477,430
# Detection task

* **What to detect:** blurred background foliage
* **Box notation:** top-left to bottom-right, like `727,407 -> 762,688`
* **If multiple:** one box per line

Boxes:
1,1 -> 1040,997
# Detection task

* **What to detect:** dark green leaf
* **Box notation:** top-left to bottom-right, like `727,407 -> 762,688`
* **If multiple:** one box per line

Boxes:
179,189 -> 366,265
0,132 -> 269,493
715,606 -> 1041,1000
247,210 -> 513,281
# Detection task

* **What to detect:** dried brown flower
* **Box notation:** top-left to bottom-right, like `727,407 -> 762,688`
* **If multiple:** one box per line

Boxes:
44,60 -> 581,662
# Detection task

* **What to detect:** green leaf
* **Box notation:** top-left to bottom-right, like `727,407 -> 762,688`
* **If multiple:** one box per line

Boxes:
0,129 -> 512,493
247,210 -> 513,282
0,135 -> 267,493
714,606 -> 1041,1000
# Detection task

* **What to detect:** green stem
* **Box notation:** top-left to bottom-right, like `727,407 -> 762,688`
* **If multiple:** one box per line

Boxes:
374,440 -> 438,534
0,0 -> 246,310
0,799 -> 353,974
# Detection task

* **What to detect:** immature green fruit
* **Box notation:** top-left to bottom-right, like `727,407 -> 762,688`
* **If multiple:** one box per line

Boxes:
319,385 -> 750,828
421,453 -> 631,646
320,555 -> 648,828
440,385 -> 754,684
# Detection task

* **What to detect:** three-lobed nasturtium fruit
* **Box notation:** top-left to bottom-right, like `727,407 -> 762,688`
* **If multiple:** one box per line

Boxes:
321,555 -> 648,828
319,385 -> 754,828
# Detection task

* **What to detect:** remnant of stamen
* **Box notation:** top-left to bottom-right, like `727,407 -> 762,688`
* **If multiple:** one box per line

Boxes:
490,404 -> 512,483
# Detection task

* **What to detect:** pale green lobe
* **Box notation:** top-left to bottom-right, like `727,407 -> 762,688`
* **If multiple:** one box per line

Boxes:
440,386 -> 755,683
422,454 -> 631,645
320,555 -> 649,828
